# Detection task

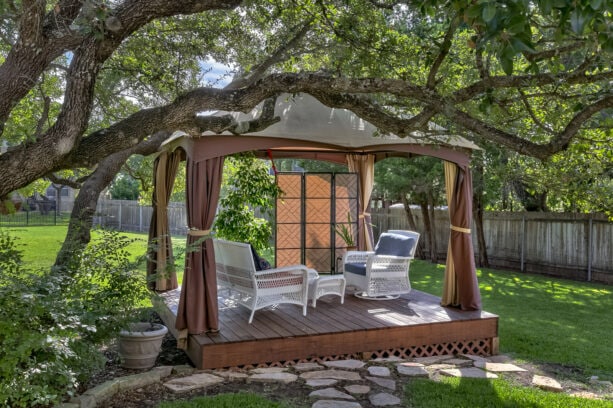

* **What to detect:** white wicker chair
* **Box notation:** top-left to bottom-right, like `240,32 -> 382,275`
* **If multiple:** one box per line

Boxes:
342,231 -> 419,299
213,239 -> 309,323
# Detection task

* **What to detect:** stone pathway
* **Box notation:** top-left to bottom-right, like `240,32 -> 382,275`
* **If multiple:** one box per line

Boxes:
64,353 -> 613,407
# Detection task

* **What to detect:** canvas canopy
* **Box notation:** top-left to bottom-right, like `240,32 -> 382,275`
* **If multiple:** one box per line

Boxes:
148,93 -> 482,344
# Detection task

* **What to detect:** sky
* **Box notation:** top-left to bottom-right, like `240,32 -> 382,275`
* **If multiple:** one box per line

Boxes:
201,58 -> 234,88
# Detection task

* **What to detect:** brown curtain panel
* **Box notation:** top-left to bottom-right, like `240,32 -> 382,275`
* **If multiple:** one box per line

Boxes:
347,154 -> 376,251
444,163 -> 482,311
146,150 -> 182,291
175,156 -> 225,347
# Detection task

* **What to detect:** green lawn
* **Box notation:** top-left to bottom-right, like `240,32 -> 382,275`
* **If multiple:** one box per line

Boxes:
410,260 -> 613,381
405,377 -> 613,408
4,226 -> 149,270
4,227 -> 613,405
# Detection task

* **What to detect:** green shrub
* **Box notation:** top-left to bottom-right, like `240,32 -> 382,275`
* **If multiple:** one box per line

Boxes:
0,230 -> 151,407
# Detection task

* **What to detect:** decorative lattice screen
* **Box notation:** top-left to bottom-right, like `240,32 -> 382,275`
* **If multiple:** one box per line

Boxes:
275,173 -> 359,273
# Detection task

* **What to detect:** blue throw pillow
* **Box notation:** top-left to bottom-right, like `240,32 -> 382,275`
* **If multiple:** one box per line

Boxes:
250,244 -> 271,271
374,233 -> 414,257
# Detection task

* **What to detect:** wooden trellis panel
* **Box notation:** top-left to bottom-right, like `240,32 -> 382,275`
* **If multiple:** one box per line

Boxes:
276,172 -> 358,272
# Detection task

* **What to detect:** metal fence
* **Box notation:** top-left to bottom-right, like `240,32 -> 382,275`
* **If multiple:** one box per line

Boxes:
94,199 -> 188,235
92,200 -> 613,284
0,199 -> 59,226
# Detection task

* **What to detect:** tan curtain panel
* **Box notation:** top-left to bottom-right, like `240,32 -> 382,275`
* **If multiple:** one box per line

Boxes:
442,161 -> 481,310
175,156 -> 225,348
442,161 -> 459,307
146,150 -> 182,291
347,154 -> 376,251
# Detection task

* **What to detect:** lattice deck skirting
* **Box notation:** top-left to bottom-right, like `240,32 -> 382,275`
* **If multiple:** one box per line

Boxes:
232,338 -> 495,370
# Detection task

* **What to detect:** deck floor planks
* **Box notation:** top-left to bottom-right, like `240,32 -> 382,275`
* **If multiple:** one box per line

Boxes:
308,301 -> 365,332
158,287 -> 498,369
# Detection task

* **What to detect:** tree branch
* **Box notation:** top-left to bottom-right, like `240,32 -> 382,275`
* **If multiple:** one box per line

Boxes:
0,0 -> 242,134
426,15 -> 459,89
1,72 -> 610,196
226,19 -> 313,90
46,173 -> 82,189
516,89 -> 554,135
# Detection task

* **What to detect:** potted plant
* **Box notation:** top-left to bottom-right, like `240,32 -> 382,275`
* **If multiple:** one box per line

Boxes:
74,230 -> 168,370
118,319 -> 168,369
335,213 -> 357,251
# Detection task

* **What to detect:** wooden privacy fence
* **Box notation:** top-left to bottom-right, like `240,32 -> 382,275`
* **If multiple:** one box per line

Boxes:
371,208 -> 612,284
93,200 -> 612,284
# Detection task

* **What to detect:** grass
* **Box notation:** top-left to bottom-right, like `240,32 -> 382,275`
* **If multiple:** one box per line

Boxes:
410,259 -> 613,381
4,226 -> 149,270
405,377 -> 613,408
157,393 -> 290,408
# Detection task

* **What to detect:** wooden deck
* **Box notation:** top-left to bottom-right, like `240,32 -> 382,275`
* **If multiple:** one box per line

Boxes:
157,288 -> 498,369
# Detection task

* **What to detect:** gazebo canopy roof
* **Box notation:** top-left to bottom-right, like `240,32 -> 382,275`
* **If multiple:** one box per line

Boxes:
162,93 -> 480,166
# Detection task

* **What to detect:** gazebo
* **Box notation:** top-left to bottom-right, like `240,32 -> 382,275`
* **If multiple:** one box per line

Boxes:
148,93 -> 490,367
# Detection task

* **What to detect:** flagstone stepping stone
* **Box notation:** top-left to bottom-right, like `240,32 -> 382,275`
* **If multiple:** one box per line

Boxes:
309,387 -> 355,400
398,362 -> 425,367
440,368 -> 498,379
369,392 -> 401,406
322,359 -> 365,369
426,364 -> 458,371
345,384 -> 371,394
163,373 -> 224,393
413,355 -> 454,365
368,366 -> 391,377
532,375 -> 563,392
487,354 -> 513,363
371,356 -> 404,363
294,362 -> 324,372
248,372 -> 298,384
312,401 -> 362,408
306,379 -> 339,387
459,354 -> 487,362
366,376 -> 396,391
396,364 -> 429,377
213,370 -> 248,380
250,367 -> 288,374
301,369 -> 362,381
442,358 -> 474,366
474,361 -> 527,372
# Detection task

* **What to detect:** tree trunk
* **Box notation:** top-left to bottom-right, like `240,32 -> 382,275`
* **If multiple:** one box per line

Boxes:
419,201 -> 437,263
53,132 -> 170,270
401,195 -> 425,259
472,160 -> 489,267
427,191 -> 438,262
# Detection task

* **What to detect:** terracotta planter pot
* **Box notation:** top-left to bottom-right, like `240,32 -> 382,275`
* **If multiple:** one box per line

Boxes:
118,322 -> 168,369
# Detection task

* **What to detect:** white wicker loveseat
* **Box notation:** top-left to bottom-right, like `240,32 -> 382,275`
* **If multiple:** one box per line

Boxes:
213,239 -> 309,323
342,231 -> 419,299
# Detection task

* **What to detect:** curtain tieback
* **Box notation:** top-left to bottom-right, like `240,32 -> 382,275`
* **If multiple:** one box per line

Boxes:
187,228 -> 211,237
450,225 -> 471,233
358,212 -> 370,219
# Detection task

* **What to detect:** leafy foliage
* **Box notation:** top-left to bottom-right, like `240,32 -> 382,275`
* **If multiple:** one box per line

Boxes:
214,153 -> 281,252
0,230 -> 151,407
109,173 -> 140,200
